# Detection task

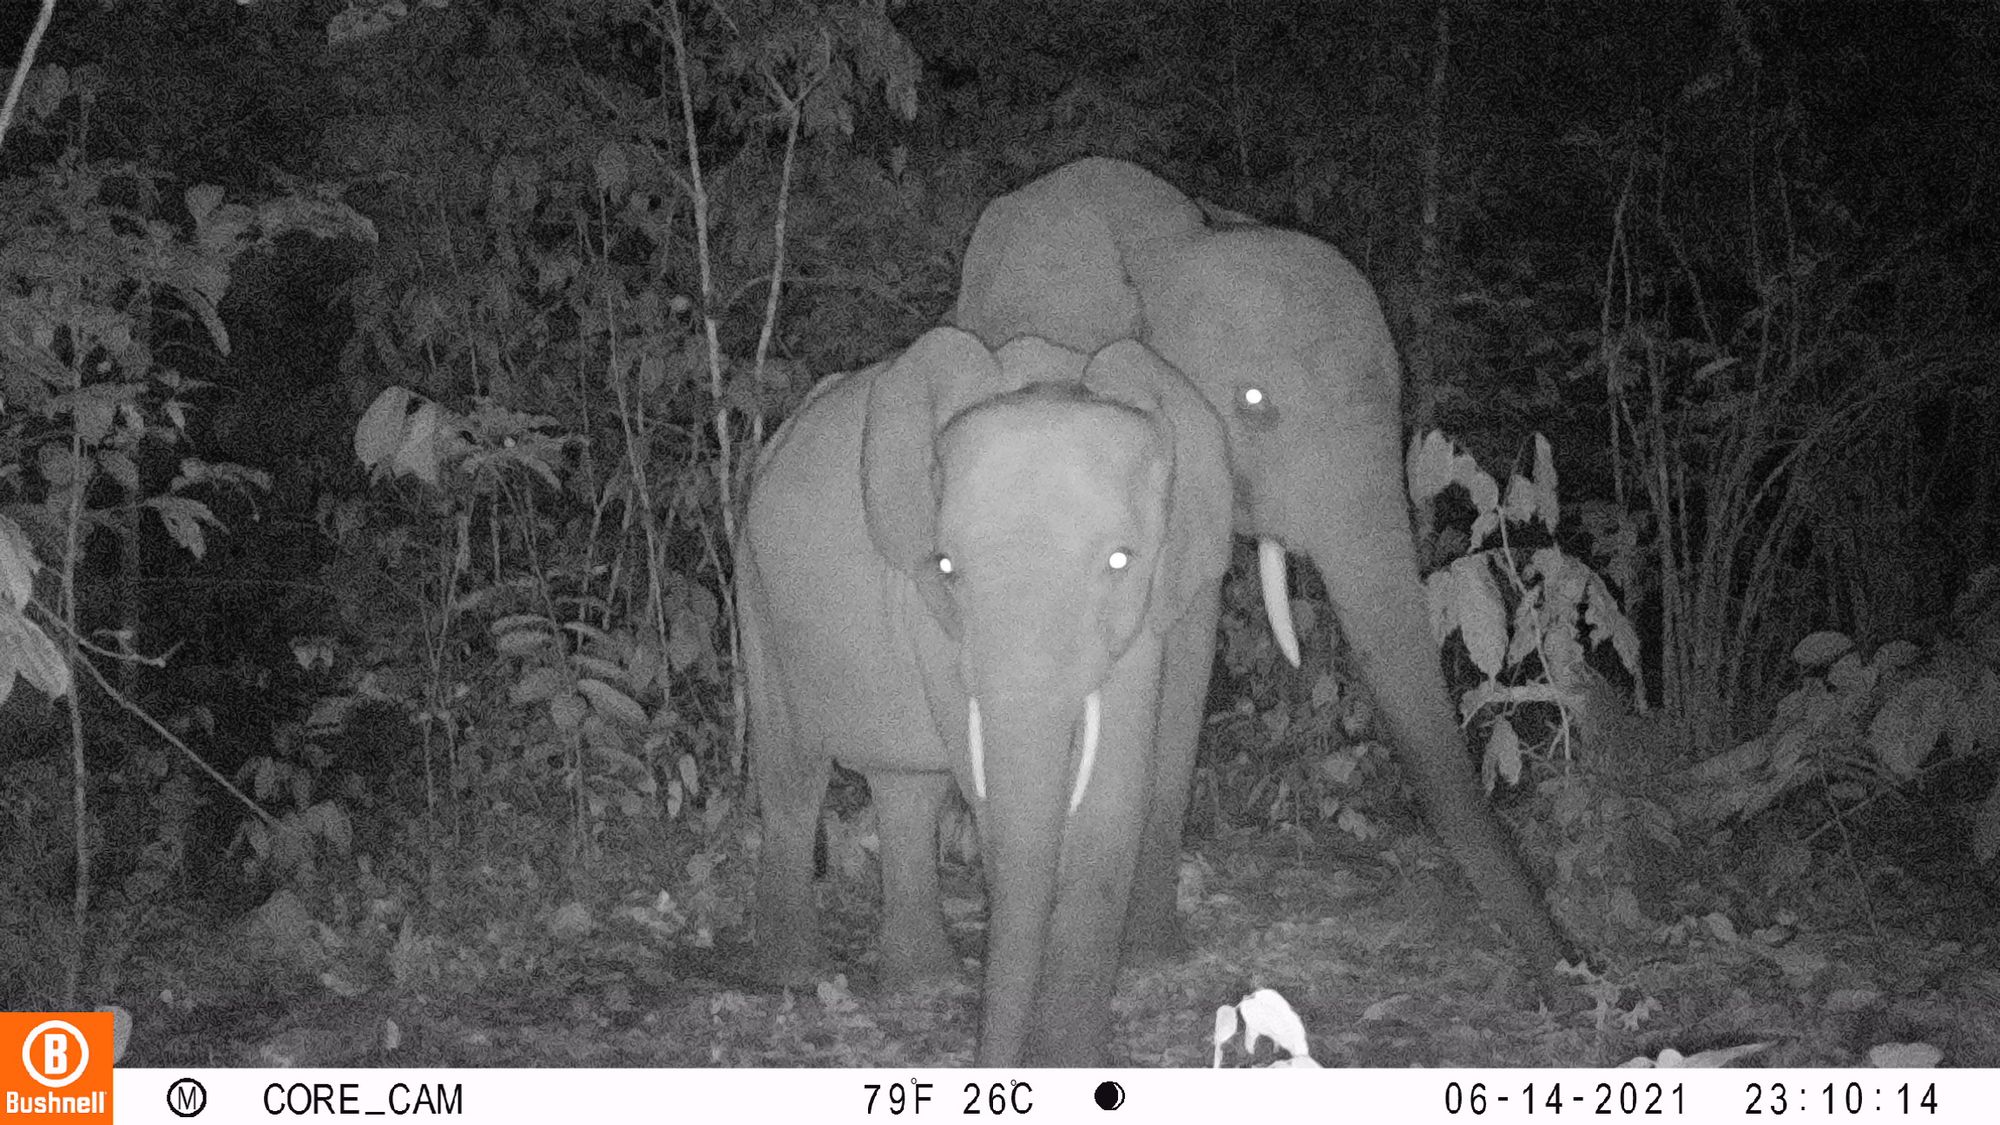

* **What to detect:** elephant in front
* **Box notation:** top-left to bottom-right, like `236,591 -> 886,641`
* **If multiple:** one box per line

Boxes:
952,157 -> 1572,971
736,325 -> 1235,1065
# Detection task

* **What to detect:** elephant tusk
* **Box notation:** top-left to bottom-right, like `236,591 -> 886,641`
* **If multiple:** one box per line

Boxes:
1069,691 -> 1100,813
968,696 -> 987,801
1259,538 -> 1302,668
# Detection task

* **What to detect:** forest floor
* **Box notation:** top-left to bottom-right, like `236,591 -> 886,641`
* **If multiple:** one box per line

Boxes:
94,792 -> 2000,1070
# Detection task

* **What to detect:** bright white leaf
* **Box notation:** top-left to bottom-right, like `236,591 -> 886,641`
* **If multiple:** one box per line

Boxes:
1449,555 -> 1507,677
1866,1042 -> 1943,1068
1405,431 -> 1457,506
1531,433 -> 1560,531
1236,988 -> 1314,1066
1503,473 -> 1538,526
0,516 -> 39,609
1209,1006 -> 1240,1068
1484,719 -> 1522,790
355,386 -> 413,470
393,400 -> 444,486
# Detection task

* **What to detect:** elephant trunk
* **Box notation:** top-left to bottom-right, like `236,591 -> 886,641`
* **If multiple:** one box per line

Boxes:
969,692 -> 1100,810
967,692 -> 1090,1066
1288,439 -> 1571,969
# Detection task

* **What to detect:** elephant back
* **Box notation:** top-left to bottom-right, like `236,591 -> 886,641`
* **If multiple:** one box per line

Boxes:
954,158 -> 1204,354
739,362 -> 878,581
749,362 -> 876,483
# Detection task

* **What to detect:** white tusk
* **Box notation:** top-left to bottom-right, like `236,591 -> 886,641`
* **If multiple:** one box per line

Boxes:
1068,691 -> 1100,813
1259,537 -> 1302,668
968,696 -> 986,801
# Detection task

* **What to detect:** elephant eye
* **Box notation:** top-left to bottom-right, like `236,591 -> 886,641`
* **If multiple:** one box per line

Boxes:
1106,549 -> 1132,571
1235,384 -> 1279,430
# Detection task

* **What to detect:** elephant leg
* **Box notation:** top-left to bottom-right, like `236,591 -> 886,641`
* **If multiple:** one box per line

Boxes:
868,769 -> 958,986
752,740 -> 831,984
1122,582 -> 1220,962
744,563 -> 831,984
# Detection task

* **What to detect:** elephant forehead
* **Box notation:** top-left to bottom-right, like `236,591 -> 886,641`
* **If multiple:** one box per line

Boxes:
1163,230 -> 1370,344
938,401 -> 1160,518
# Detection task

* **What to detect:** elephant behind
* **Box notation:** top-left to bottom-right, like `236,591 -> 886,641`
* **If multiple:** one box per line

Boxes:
952,158 -> 1573,972
736,326 -> 1234,1065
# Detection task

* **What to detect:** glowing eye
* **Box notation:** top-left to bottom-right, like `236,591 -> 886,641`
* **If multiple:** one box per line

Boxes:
1236,385 -> 1280,431
1107,550 -> 1131,571
936,554 -> 954,576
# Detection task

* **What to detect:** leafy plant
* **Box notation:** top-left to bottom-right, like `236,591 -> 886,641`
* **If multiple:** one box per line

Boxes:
231,740 -> 355,887
0,69 -> 372,1005
1195,431 -> 1641,845
328,4 -> 929,851
1666,572 -> 2000,866
1201,542 -> 1391,837
1409,431 -> 1642,784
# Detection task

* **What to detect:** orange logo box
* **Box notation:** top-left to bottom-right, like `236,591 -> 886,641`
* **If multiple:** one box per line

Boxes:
1,1013 -> 113,1122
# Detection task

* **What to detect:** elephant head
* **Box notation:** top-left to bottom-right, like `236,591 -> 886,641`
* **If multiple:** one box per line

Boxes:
859,326 -> 1232,1065
951,158 -> 1571,971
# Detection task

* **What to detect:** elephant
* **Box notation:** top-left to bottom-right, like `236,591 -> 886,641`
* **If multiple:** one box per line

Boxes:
736,324 -> 1237,1065
951,157 -> 1573,972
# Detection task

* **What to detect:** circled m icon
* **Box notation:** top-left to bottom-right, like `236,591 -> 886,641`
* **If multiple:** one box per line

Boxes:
167,1077 -> 209,1117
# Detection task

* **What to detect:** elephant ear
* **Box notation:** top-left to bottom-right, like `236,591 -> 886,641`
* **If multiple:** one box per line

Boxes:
954,158 -> 1203,354
861,327 -> 1011,625
954,196 -> 1139,353
1081,340 -> 1233,626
